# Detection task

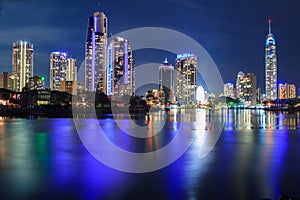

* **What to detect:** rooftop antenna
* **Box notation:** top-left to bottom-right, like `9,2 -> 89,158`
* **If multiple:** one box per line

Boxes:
97,1 -> 101,11
268,19 -> 272,34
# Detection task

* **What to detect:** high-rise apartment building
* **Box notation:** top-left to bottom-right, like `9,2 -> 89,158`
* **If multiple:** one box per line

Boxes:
278,83 -> 296,99
176,53 -> 197,104
159,58 -> 175,103
236,71 -> 245,99
50,52 -> 67,91
236,71 -> 257,106
85,11 -> 108,92
265,20 -> 277,100
12,40 -> 34,92
107,37 -> 135,97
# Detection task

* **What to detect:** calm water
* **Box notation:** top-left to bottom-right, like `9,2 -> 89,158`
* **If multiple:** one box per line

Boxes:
0,109 -> 300,200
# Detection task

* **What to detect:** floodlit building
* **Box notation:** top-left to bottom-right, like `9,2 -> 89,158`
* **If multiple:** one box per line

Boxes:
224,82 -> 235,98
236,71 -> 257,106
176,53 -> 197,104
278,83 -> 296,99
85,11 -> 108,92
12,40 -> 34,92
107,37 -> 135,97
159,58 -> 174,104
50,52 -> 67,91
265,20 -> 277,100
66,58 -> 77,82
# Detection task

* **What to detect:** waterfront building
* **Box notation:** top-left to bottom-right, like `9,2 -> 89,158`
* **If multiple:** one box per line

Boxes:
85,11 -> 108,92
107,37 -> 135,97
278,83 -> 296,99
50,52 -> 67,91
224,82 -> 235,98
236,71 -> 244,99
175,53 -> 197,104
12,40 -> 34,92
236,71 -> 257,106
265,20 -> 277,100
159,58 -> 174,104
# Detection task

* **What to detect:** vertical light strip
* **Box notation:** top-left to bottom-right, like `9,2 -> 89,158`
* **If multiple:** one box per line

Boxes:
91,17 -> 97,92
106,44 -> 113,96
124,41 -> 128,85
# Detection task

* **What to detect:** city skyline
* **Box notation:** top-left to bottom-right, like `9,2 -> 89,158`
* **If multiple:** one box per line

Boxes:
0,1 -> 300,91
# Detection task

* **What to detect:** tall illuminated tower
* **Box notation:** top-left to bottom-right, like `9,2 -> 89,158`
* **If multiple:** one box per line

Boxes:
265,20 -> 277,100
50,52 -> 67,91
85,11 -> 108,92
12,40 -> 34,92
176,53 -> 197,104
107,37 -> 135,97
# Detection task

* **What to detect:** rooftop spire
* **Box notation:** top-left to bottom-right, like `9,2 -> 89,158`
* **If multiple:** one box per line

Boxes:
268,19 -> 272,34
163,58 -> 168,64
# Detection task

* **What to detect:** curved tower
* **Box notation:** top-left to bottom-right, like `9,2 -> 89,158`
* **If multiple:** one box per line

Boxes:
265,20 -> 277,100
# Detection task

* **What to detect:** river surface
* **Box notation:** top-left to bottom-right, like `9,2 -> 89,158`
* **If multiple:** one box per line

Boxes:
0,109 -> 300,200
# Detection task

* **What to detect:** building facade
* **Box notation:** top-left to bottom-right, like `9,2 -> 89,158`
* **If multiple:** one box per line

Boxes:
278,83 -> 296,99
224,82 -> 235,98
159,58 -> 174,104
60,81 -> 77,95
236,71 -> 257,106
12,40 -> 34,92
85,11 -> 108,92
107,37 -> 135,97
265,20 -> 277,100
66,58 -> 77,82
29,76 -> 44,90
176,53 -> 197,104
236,71 -> 245,99
0,72 -> 9,89
50,52 -> 67,91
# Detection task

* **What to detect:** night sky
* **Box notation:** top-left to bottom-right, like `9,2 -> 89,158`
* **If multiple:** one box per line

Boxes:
0,0 -> 300,92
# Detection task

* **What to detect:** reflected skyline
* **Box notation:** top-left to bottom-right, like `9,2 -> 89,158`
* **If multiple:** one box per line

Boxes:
0,111 -> 300,199
222,109 -> 300,131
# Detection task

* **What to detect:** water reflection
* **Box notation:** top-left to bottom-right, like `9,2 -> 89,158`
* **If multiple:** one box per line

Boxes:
223,109 -> 300,130
0,112 -> 300,199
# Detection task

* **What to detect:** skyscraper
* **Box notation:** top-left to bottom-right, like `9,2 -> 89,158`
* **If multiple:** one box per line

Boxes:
85,11 -> 108,92
50,52 -> 67,91
12,40 -> 34,92
107,37 -> 135,97
265,20 -> 277,100
66,58 -> 77,81
176,53 -> 197,104
159,58 -> 175,104
236,71 -> 245,99
236,71 -> 257,106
